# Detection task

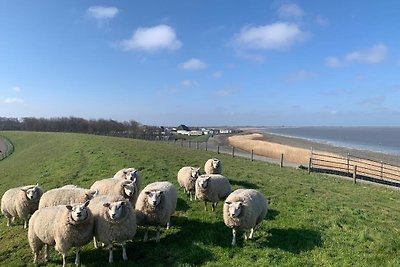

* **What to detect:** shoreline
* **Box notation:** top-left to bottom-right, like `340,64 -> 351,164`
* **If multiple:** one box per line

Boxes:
229,131 -> 400,166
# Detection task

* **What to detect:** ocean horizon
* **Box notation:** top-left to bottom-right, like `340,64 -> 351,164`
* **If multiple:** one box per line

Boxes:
258,126 -> 400,156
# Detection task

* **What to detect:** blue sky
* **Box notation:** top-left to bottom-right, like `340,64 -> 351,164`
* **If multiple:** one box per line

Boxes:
1,1 -> 400,126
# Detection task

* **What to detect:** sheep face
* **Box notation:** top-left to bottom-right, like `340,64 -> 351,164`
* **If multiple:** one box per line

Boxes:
21,185 -> 40,201
212,159 -> 220,169
144,190 -> 163,207
197,177 -> 210,189
225,201 -> 243,218
124,169 -> 139,182
103,201 -> 126,220
122,183 -> 136,198
191,168 -> 201,179
66,201 -> 90,222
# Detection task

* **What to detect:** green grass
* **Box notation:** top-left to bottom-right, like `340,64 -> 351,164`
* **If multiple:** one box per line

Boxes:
172,133 -> 210,142
0,131 -> 400,266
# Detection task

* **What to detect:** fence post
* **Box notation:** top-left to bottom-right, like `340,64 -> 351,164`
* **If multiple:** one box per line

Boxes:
308,157 -> 312,173
280,153 -> 284,168
380,161 -> 383,179
353,165 -> 357,184
232,147 -> 235,157
217,145 -> 220,154
188,141 -> 191,148
205,142 -> 208,151
196,142 -> 199,150
251,149 -> 254,161
347,153 -> 350,173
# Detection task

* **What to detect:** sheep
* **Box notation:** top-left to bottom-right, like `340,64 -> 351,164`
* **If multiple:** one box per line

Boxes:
195,174 -> 231,211
1,184 -> 43,228
204,158 -> 222,174
114,167 -> 142,192
223,189 -> 268,246
88,195 -> 137,264
135,181 -> 177,243
177,166 -> 201,201
38,186 -> 97,209
28,200 -> 94,267
90,178 -> 138,206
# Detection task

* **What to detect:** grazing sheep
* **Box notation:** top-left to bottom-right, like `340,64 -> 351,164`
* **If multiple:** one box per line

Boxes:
39,187 -> 97,209
114,167 -> 142,192
89,195 -> 137,264
28,200 -> 94,267
204,158 -> 222,174
223,189 -> 268,246
135,181 -> 177,243
177,166 -> 201,201
1,184 -> 43,228
195,174 -> 231,211
90,178 -> 138,206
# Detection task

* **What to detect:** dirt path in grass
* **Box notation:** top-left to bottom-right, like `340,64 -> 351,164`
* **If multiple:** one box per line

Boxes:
0,138 -> 7,156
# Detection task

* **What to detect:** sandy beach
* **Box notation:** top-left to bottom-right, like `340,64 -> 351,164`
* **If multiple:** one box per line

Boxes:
227,131 -> 400,166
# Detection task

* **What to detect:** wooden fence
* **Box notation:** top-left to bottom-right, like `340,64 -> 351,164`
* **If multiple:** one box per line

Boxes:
309,151 -> 400,185
0,135 -> 15,161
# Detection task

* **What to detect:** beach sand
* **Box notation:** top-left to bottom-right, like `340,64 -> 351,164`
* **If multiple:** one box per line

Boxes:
227,132 -> 400,166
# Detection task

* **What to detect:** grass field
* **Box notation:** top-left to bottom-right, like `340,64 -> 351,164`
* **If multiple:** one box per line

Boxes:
0,131 -> 400,267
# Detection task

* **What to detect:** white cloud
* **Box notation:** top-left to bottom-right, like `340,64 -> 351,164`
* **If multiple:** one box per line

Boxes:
212,71 -> 223,79
286,70 -> 316,82
233,22 -> 308,50
12,86 -> 21,92
0,97 -> 24,104
180,80 -> 198,87
178,58 -> 207,70
326,43 -> 388,67
87,6 -> 119,21
277,3 -> 305,19
119,24 -> 182,52
325,56 -> 344,67
344,43 -> 388,64
213,86 -> 240,97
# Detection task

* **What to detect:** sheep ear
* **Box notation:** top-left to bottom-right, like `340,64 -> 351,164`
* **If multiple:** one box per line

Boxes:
20,188 -> 28,192
66,205 -> 73,211
225,201 -> 232,205
103,203 -> 110,208
132,177 -> 137,183
84,200 -> 90,207
159,191 -> 163,195
35,183 -> 39,187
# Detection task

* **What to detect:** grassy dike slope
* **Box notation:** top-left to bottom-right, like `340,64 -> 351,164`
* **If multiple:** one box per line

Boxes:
0,131 -> 400,267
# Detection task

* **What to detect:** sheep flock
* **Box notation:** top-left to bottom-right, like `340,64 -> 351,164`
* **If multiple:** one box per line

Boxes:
1,158 -> 268,266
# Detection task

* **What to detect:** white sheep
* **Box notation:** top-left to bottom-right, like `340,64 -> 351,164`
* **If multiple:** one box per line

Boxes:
28,200 -> 94,267
38,186 -> 97,209
89,195 -> 137,264
177,166 -> 201,201
1,184 -> 43,228
90,178 -> 138,206
135,181 -> 177,243
195,174 -> 231,211
223,189 -> 268,246
114,167 -> 142,192
204,158 -> 222,174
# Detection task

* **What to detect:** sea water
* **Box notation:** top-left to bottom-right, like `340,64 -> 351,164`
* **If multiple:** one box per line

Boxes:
259,126 -> 400,155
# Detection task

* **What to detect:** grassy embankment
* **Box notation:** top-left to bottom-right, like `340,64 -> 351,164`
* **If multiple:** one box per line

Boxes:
0,131 -> 400,267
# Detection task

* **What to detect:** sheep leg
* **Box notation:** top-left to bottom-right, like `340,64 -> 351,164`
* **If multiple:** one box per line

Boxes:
189,192 -> 193,201
166,221 -> 170,230
93,236 -> 98,248
23,220 -> 28,229
143,226 -> 148,242
44,244 -> 49,262
204,201 -> 208,211
62,253 -> 67,267
6,217 -> 11,227
232,229 -> 237,246
108,245 -> 114,264
33,252 -> 39,266
122,242 -> 128,261
249,228 -> 255,240
156,225 -> 161,243
212,202 -> 217,211
75,247 -> 80,266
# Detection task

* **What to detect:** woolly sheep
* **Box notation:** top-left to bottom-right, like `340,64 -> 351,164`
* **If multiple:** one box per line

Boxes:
177,166 -> 201,201
195,174 -> 231,211
223,189 -> 268,246
90,178 -> 138,206
1,184 -> 43,228
38,186 -> 97,209
114,167 -> 142,192
204,158 -> 222,174
88,195 -> 137,263
135,181 -> 177,243
28,200 -> 94,267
